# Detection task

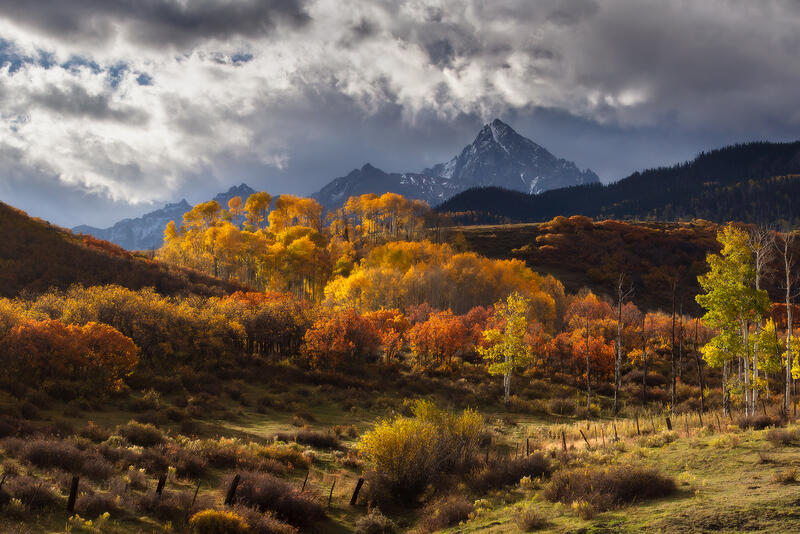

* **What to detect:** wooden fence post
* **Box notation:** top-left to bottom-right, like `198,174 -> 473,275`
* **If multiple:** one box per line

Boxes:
155,474 -> 167,496
66,476 -> 79,513
224,474 -> 241,506
328,479 -> 336,508
579,429 -> 591,449
561,431 -> 567,452
350,477 -> 365,506
526,438 -> 530,457
665,417 -> 672,431
635,414 -> 641,435
613,422 -> 619,442
684,414 -> 690,437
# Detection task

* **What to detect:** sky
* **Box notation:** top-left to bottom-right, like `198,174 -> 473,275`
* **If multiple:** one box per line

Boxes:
0,0 -> 798,228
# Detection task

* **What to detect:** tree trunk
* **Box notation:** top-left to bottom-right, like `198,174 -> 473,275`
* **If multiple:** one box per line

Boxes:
642,315 -> 648,406
694,317 -> 705,413
504,351 -> 511,404
585,317 -> 591,411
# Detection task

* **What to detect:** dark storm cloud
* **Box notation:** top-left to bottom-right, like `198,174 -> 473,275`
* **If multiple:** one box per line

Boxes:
1,0 -> 800,230
0,0 -> 311,48
30,84 -> 149,124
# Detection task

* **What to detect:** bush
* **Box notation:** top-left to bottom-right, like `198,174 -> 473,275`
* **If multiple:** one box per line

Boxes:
358,401 -> 484,503
138,489 -> 211,523
767,428 -> 800,446
544,465 -> 675,512
419,495 -> 473,532
75,492 -> 123,518
548,398 -> 576,416
174,448 -> 209,479
228,472 -> 325,528
638,431 -> 678,448
773,467 -> 799,485
470,453 -> 552,492
515,505 -> 549,531
231,505 -> 298,534
23,440 -> 86,472
738,414 -> 781,430
81,456 -> 115,480
119,420 -> 164,446
293,429 -> 340,449
355,508 -> 396,534
80,421 -> 111,443
189,509 -> 249,534
5,476 -> 62,510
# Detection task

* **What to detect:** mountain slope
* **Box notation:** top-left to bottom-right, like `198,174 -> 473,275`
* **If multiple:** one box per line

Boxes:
314,119 -> 598,208
73,183 -> 255,250
438,141 -> 800,225
1,201 -> 245,298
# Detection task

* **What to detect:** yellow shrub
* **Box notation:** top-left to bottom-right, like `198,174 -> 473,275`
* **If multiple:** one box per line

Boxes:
189,509 -> 248,534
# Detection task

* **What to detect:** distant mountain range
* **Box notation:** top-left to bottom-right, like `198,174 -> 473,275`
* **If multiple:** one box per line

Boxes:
74,119 -> 597,250
74,184 -> 255,250
437,141 -> 800,226
312,118 -> 599,208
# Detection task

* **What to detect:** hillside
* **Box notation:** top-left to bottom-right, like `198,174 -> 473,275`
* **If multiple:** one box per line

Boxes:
437,141 -> 800,225
442,216 -> 800,313
0,201 -> 245,298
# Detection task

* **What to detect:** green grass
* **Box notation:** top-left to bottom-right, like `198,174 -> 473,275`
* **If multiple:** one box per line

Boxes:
3,365 -> 799,533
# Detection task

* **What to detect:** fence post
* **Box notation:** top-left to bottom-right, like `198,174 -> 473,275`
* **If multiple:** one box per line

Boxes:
328,479 -> 336,508
665,417 -> 672,431
613,422 -> 619,441
224,474 -> 241,506
635,414 -> 641,435
66,476 -> 79,513
578,429 -> 591,449
561,430 -> 567,452
350,477 -> 365,506
155,474 -> 167,496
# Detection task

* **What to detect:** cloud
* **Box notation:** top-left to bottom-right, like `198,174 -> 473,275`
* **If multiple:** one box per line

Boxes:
0,0 -> 311,49
0,0 -> 798,227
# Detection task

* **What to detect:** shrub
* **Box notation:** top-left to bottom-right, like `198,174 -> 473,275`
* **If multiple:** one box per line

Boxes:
75,492 -> 123,518
767,428 -> 800,446
23,439 -> 86,472
174,448 -> 208,479
548,398 -> 576,416
419,495 -> 473,532
738,414 -> 781,430
137,489 -> 211,523
293,429 -> 340,449
80,421 -> 111,443
470,453 -> 552,492
5,476 -> 62,510
119,420 -> 164,446
228,472 -> 325,528
638,431 -> 678,448
358,400 -> 484,503
189,509 -> 249,534
355,508 -> 396,534
231,505 -> 298,534
515,505 -> 549,531
81,456 -> 115,480
332,425 -> 359,439
544,465 -> 675,512
773,467 -> 799,485
124,466 -> 149,491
